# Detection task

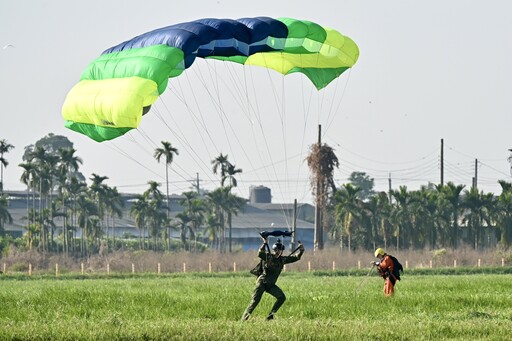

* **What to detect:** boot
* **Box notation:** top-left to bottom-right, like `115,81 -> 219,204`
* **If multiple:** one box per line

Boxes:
266,312 -> 274,321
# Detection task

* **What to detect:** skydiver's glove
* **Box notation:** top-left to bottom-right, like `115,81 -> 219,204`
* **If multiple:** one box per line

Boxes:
371,261 -> 380,266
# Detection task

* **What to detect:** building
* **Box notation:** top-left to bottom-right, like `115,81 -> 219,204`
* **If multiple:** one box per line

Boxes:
2,186 -> 316,250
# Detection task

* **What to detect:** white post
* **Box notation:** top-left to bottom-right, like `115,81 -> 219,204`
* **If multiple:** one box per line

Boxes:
478,259 -> 481,267
132,264 -> 135,273
3,263 -> 5,273
29,263 -> 32,276
358,260 -> 361,269
183,263 -> 186,273
55,263 -> 59,277
454,259 -> 457,268
158,263 -> 161,274
107,263 -> 110,274
233,262 -> 236,272
502,258 -> 505,267
332,261 -> 336,271
308,261 -> 311,272
208,262 -> 212,273
429,260 -> 432,268
81,263 -> 84,275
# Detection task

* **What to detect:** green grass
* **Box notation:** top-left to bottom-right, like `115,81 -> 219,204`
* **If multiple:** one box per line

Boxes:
1,272 -> 512,340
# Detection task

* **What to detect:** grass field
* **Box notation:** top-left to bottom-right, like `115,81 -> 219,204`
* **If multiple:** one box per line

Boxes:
1,272 -> 511,340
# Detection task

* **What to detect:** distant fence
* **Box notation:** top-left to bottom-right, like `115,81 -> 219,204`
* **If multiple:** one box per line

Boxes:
2,258 -> 508,277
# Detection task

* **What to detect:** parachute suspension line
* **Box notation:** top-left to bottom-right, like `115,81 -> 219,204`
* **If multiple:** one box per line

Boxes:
151,94 -> 216,180
189,60 -> 262,199
104,139 -> 163,180
324,69 -> 353,133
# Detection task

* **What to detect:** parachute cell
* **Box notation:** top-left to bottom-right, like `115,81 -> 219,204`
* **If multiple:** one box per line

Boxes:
62,17 -> 359,142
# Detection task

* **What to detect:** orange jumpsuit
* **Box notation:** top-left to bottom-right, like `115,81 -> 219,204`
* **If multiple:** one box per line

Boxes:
378,254 -> 396,297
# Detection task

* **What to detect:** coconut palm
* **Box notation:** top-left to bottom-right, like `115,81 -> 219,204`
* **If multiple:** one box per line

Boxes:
333,183 -> 362,252
0,194 -> 13,235
0,139 -> 14,194
211,153 -> 230,187
154,141 -> 179,218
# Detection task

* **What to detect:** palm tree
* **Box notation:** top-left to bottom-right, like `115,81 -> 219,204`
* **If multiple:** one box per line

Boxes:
306,142 -> 339,250
333,183 -> 362,253
0,139 -> 14,194
438,182 -> 465,249
102,186 -> 123,252
0,194 -> 13,235
390,186 -> 414,250
154,141 -> 179,219
130,194 -> 150,250
212,153 -> 230,187
497,180 -> 512,248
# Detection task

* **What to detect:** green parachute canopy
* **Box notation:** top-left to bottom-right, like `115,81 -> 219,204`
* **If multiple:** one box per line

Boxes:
62,17 -> 359,142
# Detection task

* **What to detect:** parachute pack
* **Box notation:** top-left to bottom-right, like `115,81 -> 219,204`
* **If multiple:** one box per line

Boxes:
390,255 -> 404,281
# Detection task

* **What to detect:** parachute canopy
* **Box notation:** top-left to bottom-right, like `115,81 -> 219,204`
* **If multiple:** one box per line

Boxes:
62,17 -> 359,142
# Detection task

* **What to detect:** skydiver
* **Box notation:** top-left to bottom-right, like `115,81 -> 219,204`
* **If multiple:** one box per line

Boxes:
241,235 -> 304,321
371,248 -> 398,297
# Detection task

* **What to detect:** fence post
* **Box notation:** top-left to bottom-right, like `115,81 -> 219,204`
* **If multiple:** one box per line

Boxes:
332,261 -> 336,271
478,259 -> 481,267
308,261 -> 311,272
29,263 -> 32,276
81,263 -> 84,275
208,262 -> 212,273
132,264 -> 135,274
233,262 -> 236,272
429,260 -> 432,268
454,259 -> 457,268
502,258 -> 505,267
405,260 -> 409,269
183,263 -> 186,273
107,263 -> 110,275
3,263 -> 5,274
358,261 -> 361,269
55,263 -> 59,277
158,263 -> 161,274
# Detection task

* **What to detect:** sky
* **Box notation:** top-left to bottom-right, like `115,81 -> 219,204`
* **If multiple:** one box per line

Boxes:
1,0 -> 512,205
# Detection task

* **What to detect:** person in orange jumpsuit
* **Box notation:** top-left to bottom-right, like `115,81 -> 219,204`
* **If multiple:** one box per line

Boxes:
372,248 -> 397,297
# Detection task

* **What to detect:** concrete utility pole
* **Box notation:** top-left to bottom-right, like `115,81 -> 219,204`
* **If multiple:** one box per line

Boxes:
314,124 -> 322,252
440,138 -> 444,186
473,159 -> 478,188
291,199 -> 297,251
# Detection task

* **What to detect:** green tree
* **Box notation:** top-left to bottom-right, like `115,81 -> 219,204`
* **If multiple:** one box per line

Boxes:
0,194 -> 13,235
0,139 -> 15,194
348,171 -> 375,201
333,183 -> 361,252
154,141 -> 179,219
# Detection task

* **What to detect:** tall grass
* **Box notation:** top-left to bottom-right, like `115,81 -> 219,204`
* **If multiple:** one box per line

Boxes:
1,273 -> 511,340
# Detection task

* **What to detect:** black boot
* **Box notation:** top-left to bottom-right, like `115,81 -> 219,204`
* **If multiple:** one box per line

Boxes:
266,312 -> 274,321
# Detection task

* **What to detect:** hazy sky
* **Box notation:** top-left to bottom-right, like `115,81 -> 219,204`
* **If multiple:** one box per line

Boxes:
1,0 -> 512,204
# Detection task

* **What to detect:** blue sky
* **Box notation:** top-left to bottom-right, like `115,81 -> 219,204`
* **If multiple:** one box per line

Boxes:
1,0 -> 511,203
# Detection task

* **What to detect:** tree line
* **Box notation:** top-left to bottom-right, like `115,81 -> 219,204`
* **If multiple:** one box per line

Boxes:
1,134 -> 512,256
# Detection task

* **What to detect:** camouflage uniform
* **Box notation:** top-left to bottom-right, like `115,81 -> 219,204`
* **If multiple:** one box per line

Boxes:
242,243 -> 304,320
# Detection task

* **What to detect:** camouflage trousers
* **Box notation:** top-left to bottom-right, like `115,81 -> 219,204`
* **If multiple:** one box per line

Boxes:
242,280 -> 286,319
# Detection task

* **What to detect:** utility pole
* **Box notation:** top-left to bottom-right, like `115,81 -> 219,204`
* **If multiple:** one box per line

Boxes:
473,159 -> 478,188
440,138 -> 444,186
291,199 -> 297,251
388,173 -> 392,203
314,124 -> 322,252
